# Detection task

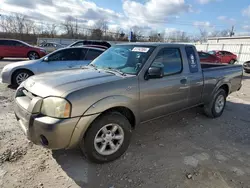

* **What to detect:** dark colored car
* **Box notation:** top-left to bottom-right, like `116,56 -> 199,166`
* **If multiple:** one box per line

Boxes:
208,50 -> 237,64
0,39 -> 47,60
198,51 -> 220,63
243,61 -> 250,73
69,40 -> 111,49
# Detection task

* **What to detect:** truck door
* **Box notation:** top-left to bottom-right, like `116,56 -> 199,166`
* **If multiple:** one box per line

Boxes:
139,47 -> 189,122
185,46 -> 203,106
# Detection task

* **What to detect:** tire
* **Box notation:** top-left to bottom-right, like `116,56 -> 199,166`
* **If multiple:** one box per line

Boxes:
12,70 -> 33,86
229,59 -> 235,64
81,112 -> 132,163
204,89 -> 227,118
0,57 -> 3,60
28,51 -> 40,60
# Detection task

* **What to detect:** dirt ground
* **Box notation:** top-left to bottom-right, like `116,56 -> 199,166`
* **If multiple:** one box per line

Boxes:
1,59 -> 250,188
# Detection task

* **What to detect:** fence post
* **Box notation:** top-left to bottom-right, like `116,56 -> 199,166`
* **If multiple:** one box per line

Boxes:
222,44 -> 225,50
206,43 -> 209,51
238,44 -> 243,64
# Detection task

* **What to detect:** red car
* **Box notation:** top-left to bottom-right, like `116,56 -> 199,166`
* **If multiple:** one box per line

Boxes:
0,39 -> 47,60
198,51 -> 220,63
208,50 -> 237,64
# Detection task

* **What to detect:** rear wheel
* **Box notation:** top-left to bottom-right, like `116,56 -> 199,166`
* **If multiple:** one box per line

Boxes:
28,51 -> 39,60
81,112 -> 132,163
204,89 -> 227,118
12,70 -> 33,86
229,59 -> 235,64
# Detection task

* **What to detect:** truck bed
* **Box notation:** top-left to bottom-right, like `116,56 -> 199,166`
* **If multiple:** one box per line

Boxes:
201,63 -> 231,69
201,63 -> 243,103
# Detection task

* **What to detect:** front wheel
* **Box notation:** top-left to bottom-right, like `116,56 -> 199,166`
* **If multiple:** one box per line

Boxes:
12,70 -> 33,86
28,51 -> 39,60
204,89 -> 227,118
81,112 -> 132,163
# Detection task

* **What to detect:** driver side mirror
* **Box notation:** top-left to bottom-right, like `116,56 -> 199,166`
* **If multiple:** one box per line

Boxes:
43,56 -> 49,62
145,67 -> 164,80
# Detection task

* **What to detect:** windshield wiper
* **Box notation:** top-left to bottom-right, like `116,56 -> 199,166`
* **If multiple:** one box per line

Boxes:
105,67 -> 126,76
88,63 -> 98,70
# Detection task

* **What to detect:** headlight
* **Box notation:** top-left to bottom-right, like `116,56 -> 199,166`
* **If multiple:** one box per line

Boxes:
41,97 -> 71,118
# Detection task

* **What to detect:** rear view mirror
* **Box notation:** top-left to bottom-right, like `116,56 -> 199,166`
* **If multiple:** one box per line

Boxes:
145,67 -> 164,80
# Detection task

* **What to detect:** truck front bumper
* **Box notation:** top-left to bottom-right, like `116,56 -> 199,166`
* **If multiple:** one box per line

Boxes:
14,102 -> 81,149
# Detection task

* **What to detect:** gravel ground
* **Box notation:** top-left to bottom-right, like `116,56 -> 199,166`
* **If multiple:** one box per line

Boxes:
1,59 -> 250,188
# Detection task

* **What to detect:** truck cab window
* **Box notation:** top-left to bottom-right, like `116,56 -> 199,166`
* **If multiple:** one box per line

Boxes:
152,48 -> 182,75
185,46 -> 198,73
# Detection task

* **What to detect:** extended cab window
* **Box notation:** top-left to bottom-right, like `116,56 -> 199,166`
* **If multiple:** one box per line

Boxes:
186,46 -> 198,73
152,48 -> 182,75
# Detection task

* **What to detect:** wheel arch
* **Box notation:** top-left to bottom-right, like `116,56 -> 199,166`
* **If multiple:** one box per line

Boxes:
27,51 -> 40,59
11,68 -> 34,85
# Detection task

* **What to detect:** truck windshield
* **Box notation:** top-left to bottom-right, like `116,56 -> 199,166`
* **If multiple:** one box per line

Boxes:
90,45 -> 155,75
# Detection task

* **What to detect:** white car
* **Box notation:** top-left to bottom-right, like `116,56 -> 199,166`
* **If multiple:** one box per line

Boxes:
1,47 -> 105,86
39,42 -> 63,53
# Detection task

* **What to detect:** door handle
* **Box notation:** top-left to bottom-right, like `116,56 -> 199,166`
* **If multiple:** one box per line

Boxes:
180,78 -> 187,84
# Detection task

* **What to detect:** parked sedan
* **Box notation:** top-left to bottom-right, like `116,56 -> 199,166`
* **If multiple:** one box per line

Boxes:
0,39 -> 46,60
243,61 -> 250,73
208,50 -> 237,64
198,51 -> 220,63
39,42 -> 63,53
1,47 -> 105,86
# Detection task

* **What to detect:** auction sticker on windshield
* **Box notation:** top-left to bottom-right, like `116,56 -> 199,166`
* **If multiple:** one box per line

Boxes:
132,47 -> 150,53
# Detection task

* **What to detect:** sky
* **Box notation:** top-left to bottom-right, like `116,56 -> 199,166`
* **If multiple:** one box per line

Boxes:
1,0 -> 250,36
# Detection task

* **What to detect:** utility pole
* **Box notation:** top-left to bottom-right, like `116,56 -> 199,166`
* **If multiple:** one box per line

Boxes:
230,26 -> 235,37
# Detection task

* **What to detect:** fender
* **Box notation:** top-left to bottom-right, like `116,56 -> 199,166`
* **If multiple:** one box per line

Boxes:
67,95 -> 139,148
84,95 -> 138,120
209,80 -> 231,102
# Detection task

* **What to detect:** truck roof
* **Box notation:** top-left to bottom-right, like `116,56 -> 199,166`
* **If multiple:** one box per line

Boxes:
116,42 -> 195,47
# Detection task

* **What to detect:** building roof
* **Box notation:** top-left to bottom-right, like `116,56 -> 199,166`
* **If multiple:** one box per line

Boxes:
208,36 -> 250,40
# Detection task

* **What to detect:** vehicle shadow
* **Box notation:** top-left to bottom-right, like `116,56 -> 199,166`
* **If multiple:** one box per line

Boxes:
0,58 -> 28,62
52,100 -> 250,188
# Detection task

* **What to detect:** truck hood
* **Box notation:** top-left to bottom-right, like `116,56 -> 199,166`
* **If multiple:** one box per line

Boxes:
23,68 -> 125,97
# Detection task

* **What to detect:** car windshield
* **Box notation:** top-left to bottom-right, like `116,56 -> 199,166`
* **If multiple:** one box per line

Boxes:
208,51 -> 216,55
90,45 -> 155,75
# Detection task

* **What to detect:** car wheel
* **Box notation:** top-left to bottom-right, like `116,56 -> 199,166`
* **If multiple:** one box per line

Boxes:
229,60 -> 235,64
28,51 -> 40,60
81,112 -> 132,163
204,89 -> 227,118
12,70 -> 33,86
0,57 -> 3,60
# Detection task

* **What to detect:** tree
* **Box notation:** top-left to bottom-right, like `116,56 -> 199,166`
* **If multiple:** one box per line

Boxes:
131,26 -> 143,41
62,16 -> 77,38
149,31 -> 164,42
209,29 -> 230,37
90,20 -> 109,40
165,31 -> 190,42
45,24 -> 57,38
